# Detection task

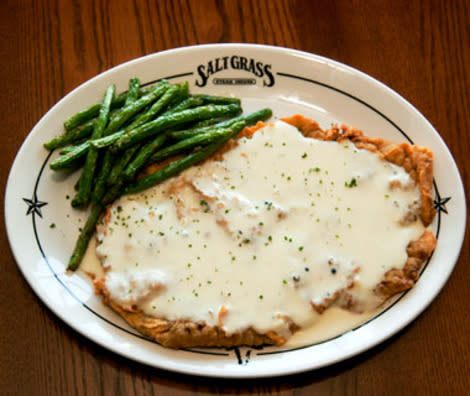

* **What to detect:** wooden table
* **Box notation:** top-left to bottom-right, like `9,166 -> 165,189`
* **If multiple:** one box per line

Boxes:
1,1 -> 469,394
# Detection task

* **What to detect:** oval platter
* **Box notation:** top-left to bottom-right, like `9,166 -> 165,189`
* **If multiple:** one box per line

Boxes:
5,44 -> 466,378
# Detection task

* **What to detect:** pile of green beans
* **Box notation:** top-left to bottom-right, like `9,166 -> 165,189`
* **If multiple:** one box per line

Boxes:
44,79 -> 272,271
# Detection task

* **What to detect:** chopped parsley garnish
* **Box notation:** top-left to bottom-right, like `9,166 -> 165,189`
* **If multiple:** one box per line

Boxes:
345,177 -> 357,188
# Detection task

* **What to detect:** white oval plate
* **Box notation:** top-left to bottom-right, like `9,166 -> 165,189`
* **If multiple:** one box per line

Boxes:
5,44 -> 466,378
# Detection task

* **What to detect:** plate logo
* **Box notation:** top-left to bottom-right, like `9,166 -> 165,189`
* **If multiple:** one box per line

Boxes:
195,56 -> 275,87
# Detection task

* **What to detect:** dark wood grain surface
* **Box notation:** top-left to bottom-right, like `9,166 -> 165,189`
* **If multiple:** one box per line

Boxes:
1,0 -> 469,394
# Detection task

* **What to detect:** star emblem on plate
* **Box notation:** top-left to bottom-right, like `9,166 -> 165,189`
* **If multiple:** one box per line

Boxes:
433,193 -> 451,215
23,195 -> 48,218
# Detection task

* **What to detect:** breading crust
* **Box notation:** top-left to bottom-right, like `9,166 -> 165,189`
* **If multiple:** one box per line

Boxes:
94,279 -> 285,348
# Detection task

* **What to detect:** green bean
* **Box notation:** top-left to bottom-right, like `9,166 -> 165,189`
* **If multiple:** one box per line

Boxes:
58,145 -> 78,155
54,81 -> 167,170
122,134 -> 168,181
63,91 -> 128,131
94,78 -> 142,193
209,107 -> 271,128
88,83 -> 186,150
160,110 -> 216,133
125,78 -> 141,105
124,121 -> 246,195
192,94 -> 241,106
107,146 -> 139,185
50,107 -> 127,153
88,153 -> 136,208
160,95 -> 204,117
63,85 -> 154,132
58,140 -> 88,155
170,108 -> 272,140
148,128 -> 233,164
71,84 -> 115,207
44,119 -> 96,150
97,90 -> 198,152
51,105 -> 121,164
107,83 -> 187,185
91,103 -> 240,150
102,182 -> 124,205
158,90 -> 231,128
74,175 -> 80,191
67,203 -> 104,271
187,118 -> 220,129
96,82 -> 171,198
104,123 -> 221,200
112,103 -> 242,151
162,82 -> 189,110
126,83 -> 180,130
50,141 -> 90,169
91,151 -> 115,204
103,80 -> 169,135
89,131 -> 125,149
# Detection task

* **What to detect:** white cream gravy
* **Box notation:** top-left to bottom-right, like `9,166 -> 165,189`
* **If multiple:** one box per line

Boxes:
93,121 -> 426,342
